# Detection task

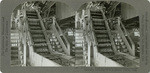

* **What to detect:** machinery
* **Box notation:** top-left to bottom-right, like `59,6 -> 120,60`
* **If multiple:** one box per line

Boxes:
11,1 -> 140,67
11,2 -> 75,66
75,2 -> 140,67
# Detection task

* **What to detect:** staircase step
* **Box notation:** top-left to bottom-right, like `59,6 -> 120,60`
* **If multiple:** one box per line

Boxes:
28,21 -> 40,25
26,13 -> 37,16
33,39 -> 46,43
26,14 -> 37,17
93,23 -> 105,26
75,47 -> 83,50
27,16 -> 38,19
94,30 -> 107,33
97,39 -> 110,43
92,18 -> 104,21
91,12 -> 102,16
11,56 -> 18,60
32,34 -> 44,38
93,26 -> 106,30
92,16 -> 103,19
35,48 -> 49,53
75,53 -> 83,57
30,30 -> 43,33
30,26 -> 42,30
33,43 -> 47,47
11,53 -> 18,57
11,50 -> 18,53
28,18 -> 40,21
75,37 -> 84,40
29,23 -> 40,26
11,47 -> 18,50
11,60 -> 21,65
90,11 -> 101,14
26,11 -> 37,13
93,20 -> 105,23
98,43 -> 111,47
75,49 -> 83,52
75,51 -> 83,55
11,51 -> 18,54
96,34 -> 109,38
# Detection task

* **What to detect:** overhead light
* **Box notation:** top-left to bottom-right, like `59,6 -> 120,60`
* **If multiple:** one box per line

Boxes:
0,0 -> 2,3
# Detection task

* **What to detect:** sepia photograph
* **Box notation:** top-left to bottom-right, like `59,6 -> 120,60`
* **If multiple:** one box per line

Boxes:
10,1 -> 140,67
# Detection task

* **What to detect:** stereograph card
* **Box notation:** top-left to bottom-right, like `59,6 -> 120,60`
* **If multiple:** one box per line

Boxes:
0,0 -> 150,73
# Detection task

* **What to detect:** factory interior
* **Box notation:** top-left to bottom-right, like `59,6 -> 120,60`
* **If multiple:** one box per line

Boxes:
11,1 -> 140,67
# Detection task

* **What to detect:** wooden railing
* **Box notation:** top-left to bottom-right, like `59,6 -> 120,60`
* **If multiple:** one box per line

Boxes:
52,17 -> 71,55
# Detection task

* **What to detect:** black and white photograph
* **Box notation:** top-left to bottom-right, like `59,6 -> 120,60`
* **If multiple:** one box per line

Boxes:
11,1 -> 140,67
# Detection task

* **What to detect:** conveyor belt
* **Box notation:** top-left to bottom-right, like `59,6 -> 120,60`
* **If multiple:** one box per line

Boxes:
91,11 -> 115,57
11,32 -> 21,66
74,30 -> 85,66
90,10 -> 138,67
11,46 -> 21,66
26,10 -> 73,66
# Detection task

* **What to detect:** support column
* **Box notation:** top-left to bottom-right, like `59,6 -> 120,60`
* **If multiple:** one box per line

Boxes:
23,24 -> 27,66
87,42 -> 91,66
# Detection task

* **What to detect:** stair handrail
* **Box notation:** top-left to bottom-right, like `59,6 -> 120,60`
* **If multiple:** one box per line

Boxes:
52,17 -> 71,55
116,17 -> 135,56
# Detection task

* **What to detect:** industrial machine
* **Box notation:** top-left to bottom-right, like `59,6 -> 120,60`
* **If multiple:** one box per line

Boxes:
11,1 -> 140,67
11,2 -> 75,66
75,2 -> 140,67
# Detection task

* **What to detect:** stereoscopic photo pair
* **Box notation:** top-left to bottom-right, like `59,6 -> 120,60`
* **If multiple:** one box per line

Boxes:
10,1 -> 140,67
